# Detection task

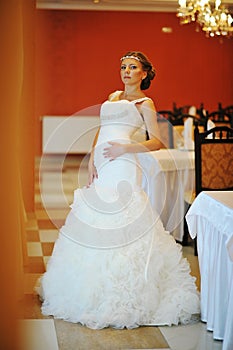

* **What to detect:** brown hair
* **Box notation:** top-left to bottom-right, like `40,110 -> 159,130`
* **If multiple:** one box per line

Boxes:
121,51 -> 156,90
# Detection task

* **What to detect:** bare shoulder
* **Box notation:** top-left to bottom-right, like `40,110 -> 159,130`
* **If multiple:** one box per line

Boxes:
141,98 -> 156,112
108,92 -> 115,101
108,90 -> 122,101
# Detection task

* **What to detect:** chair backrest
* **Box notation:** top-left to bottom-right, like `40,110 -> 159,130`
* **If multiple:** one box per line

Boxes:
131,110 -> 174,147
172,113 -> 204,126
224,105 -> 233,115
196,103 -> 207,120
218,103 -> 233,117
194,125 -> 233,196
172,103 -> 191,116
204,110 -> 233,130
156,111 -> 175,148
170,114 -> 204,149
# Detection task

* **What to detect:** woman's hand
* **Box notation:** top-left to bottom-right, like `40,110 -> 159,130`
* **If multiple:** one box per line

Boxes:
87,152 -> 98,187
103,141 -> 126,161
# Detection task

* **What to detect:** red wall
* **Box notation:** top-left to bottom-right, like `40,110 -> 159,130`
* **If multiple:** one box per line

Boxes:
35,9 -> 233,154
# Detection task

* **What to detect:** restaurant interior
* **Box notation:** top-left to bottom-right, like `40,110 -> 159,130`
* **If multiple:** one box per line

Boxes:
1,0 -> 233,349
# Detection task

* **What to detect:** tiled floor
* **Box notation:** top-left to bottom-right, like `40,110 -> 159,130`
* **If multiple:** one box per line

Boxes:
20,155 -> 223,350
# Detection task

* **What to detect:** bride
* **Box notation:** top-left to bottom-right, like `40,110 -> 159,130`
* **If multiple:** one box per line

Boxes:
36,51 -> 200,329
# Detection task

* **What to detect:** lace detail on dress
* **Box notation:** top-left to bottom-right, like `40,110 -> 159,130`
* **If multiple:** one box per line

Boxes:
101,109 -> 129,120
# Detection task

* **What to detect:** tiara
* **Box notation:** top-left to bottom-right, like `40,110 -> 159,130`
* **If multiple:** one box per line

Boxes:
120,55 -> 141,62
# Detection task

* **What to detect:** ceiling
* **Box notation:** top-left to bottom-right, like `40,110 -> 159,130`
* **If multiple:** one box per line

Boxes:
36,0 -> 233,13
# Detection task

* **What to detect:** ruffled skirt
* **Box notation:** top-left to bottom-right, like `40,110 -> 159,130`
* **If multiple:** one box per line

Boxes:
36,186 -> 200,329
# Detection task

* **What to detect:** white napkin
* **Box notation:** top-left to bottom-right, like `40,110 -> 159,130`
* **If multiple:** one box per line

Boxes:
207,119 -> 216,139
184,117 -> 194,150
188,106 -> 196,117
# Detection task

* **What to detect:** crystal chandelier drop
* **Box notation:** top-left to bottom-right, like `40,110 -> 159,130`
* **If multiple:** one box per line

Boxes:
177,0 -> 233,37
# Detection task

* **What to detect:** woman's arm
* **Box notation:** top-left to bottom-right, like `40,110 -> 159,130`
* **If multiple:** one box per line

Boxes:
103,99 -> 162,160
129,98 -> 162,151
87,127 -> 100,186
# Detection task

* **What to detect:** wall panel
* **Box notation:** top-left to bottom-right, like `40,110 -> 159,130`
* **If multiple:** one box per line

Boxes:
35,9 -> 233,154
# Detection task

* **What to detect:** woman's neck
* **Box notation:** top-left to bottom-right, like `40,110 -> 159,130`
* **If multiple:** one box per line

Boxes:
121,87 -> 145,100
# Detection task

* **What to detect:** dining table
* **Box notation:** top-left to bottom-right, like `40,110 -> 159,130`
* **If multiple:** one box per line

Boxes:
186,191 -> 233,350
138,148 -> 195,242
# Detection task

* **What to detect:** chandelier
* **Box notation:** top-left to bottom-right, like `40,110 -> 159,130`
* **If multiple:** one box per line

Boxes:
177,0 -> 233,37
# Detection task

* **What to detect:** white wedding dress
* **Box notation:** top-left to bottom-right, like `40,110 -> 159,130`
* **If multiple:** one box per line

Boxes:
36,91 -> 200,329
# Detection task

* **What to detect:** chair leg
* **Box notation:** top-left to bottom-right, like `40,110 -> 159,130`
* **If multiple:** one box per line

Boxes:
182,217 -> 189,246
194,237 -> 198,256
182,202 -> 191,246
183,201 -> 198,255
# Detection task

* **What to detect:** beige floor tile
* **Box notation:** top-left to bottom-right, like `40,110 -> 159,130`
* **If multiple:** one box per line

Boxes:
39,194 -> 73,208
39,229 -> 59,242
27,242 -> 43,257
36,208 -> 69,220
54,320 -> 169,350
159,323 -> 223,350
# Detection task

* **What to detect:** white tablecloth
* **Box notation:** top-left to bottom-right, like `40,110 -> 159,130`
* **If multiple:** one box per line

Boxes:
186,191 -> 233,350
138,149 -> 195,241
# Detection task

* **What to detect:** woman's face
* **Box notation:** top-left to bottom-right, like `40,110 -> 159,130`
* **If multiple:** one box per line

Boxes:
120,58 -> 147,87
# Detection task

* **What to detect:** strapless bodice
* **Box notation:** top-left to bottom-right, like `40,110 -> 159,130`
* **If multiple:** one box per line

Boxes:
93,97 -> 149,195
96,98 -> 146,143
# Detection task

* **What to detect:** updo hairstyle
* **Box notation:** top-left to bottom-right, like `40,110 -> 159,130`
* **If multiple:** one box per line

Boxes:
121,51 -> 156,90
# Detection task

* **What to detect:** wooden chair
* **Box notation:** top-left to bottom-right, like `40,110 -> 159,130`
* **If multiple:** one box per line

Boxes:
218,103 -> 233,117
222,105 -> 233,127
170,114 -> 204,149
172,103 -> 191,117
192,125 -> 233,254
172,113 -> 204,126
196,103 -> 207,120
131,110 -> 174,147
156,111 -> 175,148
224,105 -> 233,116
194,125 -> 233,194
204,110 -> 233,130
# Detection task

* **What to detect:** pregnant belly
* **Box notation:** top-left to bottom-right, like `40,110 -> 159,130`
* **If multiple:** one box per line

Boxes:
94,140 -> 139,190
